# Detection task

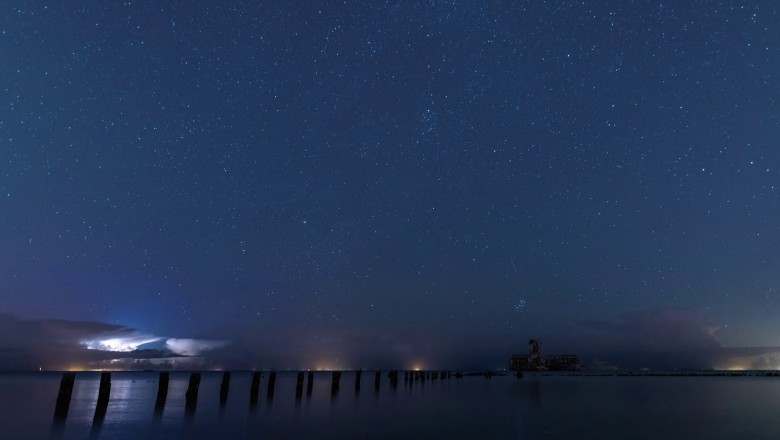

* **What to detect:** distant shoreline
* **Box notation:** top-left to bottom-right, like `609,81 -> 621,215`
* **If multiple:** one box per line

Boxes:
1,369 -> 779,377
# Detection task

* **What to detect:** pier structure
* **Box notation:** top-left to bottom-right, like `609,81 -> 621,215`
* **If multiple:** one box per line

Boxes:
510,339 -> 581,371
48,368 -> 504,423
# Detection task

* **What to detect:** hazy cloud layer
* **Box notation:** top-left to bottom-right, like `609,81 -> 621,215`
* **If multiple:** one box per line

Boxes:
0,314 -> 227,370
166,339 -> 228,356
1,310 -> 778,371
583,308 -> 721,351
580,308 -> 780,370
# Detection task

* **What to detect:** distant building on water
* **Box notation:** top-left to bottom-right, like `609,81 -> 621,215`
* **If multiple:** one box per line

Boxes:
509,339 -> 581,371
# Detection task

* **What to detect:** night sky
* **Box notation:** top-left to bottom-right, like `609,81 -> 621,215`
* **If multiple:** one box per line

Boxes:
1,1 -> 779,371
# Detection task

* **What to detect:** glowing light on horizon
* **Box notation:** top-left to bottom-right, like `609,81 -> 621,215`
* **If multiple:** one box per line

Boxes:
81,334 -> 227,357
724,365 -> 747,371
81,335 -> 161,352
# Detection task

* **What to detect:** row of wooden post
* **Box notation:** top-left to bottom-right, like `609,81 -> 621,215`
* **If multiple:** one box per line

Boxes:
53,369 -> 461,424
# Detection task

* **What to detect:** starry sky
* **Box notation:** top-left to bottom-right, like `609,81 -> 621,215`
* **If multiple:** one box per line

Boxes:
1,1 -> 779,370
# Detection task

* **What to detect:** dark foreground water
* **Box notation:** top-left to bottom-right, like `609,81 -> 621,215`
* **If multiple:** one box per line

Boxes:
1,371 -> 779,439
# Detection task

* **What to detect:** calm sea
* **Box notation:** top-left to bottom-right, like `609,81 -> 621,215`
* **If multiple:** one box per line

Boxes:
1,371 -> 779,439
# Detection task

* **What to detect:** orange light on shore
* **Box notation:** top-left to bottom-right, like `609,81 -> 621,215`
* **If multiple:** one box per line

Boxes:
724,366 -> 746,371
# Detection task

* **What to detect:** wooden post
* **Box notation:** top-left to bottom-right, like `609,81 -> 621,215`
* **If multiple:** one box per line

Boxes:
154,372 -> 169,416
93,372 -> 111,425
355,369 -> 362,394
331,371 -> 341,397
220,372 -> 231,409
296,372 -> 304,403
432,371 -> 438,380
389,370 -> 398,390
53,372 -> 76,425
266,372 -> 276,403
249,372 -> 261,407
374,370 -> 381,393
185,372 -> 201,415
306,371 -> 314,398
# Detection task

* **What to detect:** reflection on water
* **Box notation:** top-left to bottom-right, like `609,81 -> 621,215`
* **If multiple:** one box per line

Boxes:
528,378 -> 541,409
1,372 -> 780,439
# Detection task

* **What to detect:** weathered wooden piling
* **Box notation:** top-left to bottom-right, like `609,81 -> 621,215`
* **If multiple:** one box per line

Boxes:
355,369 -> 362,393
92,372 -> 111,425
414,371 -> 420,381
306,371 -> 314,397
432,371 -> 438,380
185,372 -> 201,415
421,371 -> 426,382
154,372 -> 169,415
331,371 -> 342,396
374,370 -> 381,392
220,372 -> 231,408
267,372 -> 276,402
249,372 -> 262,407
53,372 -> 76,424
296,372 -> 304,402
389,370 -> 398,390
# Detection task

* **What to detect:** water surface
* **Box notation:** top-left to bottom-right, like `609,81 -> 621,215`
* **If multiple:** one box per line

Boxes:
1,371 -> 778,439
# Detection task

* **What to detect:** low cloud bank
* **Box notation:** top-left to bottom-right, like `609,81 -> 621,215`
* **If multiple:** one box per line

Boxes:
1,309 -> 778,371
0,314 -> 227,370
166,338 -> 228,356
580,308 -> 780,370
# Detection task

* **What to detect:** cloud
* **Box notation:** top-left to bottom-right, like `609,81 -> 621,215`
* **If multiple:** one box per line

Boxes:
580,308 -> 780,370
81,334 -> 162,352
165,338 -> 228,356
1,309 -> 778,371
709,347 -> 780,370
582,308 -> 720,352
0,314 -> 229,370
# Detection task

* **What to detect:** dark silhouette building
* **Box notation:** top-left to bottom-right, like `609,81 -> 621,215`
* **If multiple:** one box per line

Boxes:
509,339 -> 580,371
